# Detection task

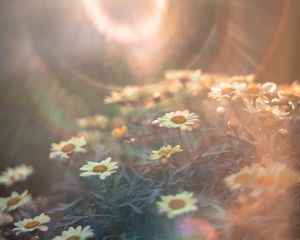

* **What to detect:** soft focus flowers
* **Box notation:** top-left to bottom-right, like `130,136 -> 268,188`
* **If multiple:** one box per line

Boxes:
111,125 -> 128,139
253,163 -> 300,195
77,114 -> 108,129
0,190 -> 31,212
157,191 -> 198,218
0,164 -> 33,187
52,225 -> 94,240
208,82 -> 246,101
175,217 -> 219,240
49,137 -> 86,160
105,86 -> 141,104
80,157 -> 119,180
225,163 -> 300,194
150,145 -> 182,160
153,110 -> 199,131
225,165 -> 257,190
243,98 -> 291,120
13,213 -> 50,235
3,70 -> 300,239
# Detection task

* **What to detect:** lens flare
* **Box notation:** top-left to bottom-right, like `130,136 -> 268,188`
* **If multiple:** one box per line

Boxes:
175,217 -> 219,240
81,0 -> 167,44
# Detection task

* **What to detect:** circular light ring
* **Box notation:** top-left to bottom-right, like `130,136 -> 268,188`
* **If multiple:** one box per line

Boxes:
82,0 -> 167,44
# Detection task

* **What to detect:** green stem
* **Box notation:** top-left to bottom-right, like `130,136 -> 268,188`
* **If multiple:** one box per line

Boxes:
163,169 -> 170,192
177,129 -> 184,148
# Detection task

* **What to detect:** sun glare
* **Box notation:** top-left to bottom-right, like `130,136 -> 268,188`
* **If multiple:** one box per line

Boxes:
81,0 -> 167,44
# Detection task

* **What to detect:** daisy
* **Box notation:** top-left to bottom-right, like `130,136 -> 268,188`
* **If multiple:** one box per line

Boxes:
150,145 -> 182,160
77,114 -> 108,129
0,190 -> 31,212
156,191 -> 198,218
278,90 -> 300,109
241,82 -> 277,98
0,164 -> 33,187
153,110 -> 199,131
225,163 -> 300,193
225,165 -> 257,190
244,99 -> 291,120
105,86 -> 141,104
49,137 -> 86,160
52,225 -> 94,240
121,86 -> 141,101
111,125 -> 128,139
80,157 -> 118,180
104,91 -> 124,104
13,213 -> 50,235
208,82 -> 246,101
255,163 -> 300,189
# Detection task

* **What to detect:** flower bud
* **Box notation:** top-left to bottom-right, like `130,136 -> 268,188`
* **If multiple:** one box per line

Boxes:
228,116 -> 240,129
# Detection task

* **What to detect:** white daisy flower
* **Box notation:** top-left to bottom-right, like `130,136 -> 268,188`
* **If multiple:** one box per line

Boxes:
80,157 -> 118,180
0,190 -> 31,212
49,137 -> 86,160
156,191 -> 198,218
52,225 -> 94,240
208,82 -> 246,101
150,145 -> 182,160
0,165 -> 33,187
13,213 -> 50,235
225,165 -> 257,190
241,82 -> 277,98
153,110 -> 199,131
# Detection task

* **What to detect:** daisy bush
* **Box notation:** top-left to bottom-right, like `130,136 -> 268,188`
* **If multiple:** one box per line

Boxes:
1,70 -> 300,240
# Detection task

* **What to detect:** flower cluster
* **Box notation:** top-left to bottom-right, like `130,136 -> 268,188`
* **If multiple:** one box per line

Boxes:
0,164 -> 33,187
208,77 -> 298,120
2,70 -> 300,240
225,162 -> 300,194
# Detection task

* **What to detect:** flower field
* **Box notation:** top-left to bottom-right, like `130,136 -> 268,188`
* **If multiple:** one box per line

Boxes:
1,70 -> 300,240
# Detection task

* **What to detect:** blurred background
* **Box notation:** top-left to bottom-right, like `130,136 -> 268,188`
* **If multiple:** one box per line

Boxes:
0,0 -> 299,194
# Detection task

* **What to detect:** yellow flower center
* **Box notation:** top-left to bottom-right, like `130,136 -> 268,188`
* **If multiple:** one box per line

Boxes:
171,115 -> 187,124
7,197 -> 21,206
67,236 -> 81,240
234,174 -> 252,185
111,126 -> 127,138
246,86 -> 260,95
256,175 -> 274,185
25,220 -> 40,229
169,199 -> 186,209
221,87 -> 235,95
62,143 -> 76,153
93,165 -> 108,173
